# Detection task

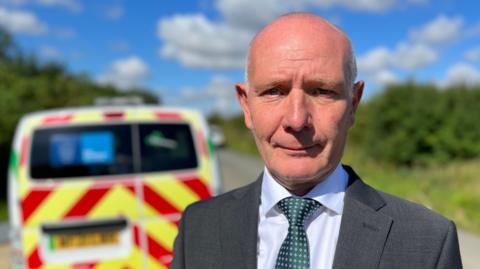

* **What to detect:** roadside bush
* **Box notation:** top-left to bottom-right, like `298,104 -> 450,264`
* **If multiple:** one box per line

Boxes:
352,82 -> 480,166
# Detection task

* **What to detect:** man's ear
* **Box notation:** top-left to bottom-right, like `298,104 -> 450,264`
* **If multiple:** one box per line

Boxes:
348,80 -> 364,127
235,83 -> 253,129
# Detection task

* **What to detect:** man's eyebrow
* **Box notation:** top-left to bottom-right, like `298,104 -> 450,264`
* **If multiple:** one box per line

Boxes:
253,78 -> 345,90
254,79 -> 290,89
304,79 -> 345,89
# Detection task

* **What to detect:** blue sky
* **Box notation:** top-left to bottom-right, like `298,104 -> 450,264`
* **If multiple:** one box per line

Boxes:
1,0 -> 479,116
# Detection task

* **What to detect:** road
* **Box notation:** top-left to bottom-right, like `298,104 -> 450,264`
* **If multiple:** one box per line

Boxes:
0,149 -> 478,268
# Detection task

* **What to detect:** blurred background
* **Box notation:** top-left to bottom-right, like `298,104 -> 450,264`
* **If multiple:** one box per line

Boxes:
0,0 -> 480,267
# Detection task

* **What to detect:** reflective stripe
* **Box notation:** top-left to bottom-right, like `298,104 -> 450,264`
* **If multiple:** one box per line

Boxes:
142,184 -> 181,221
26,182 -> 90,227
88,184 -> 139,219
63,185 -> 110,218
27,247 -> 42,268
42,114 -> 73,125
179,177 -> 211,200
22,189 -> 53,224
154,112 -> 182,120
19,137 -> 29,167
196,130 -> 208,157
146,177 -> 200,212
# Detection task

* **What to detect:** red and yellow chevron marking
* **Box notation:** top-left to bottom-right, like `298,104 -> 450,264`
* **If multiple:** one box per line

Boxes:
144,219 -> 177,269
21,179 -> 138,228
142,174 -> 212,220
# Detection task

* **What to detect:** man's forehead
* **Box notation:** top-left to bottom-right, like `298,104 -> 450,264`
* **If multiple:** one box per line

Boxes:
249,16 -> 350,66
251,14 -> 348,51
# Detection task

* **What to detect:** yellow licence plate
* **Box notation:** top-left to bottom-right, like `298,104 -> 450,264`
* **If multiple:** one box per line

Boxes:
50,231 -> 119,250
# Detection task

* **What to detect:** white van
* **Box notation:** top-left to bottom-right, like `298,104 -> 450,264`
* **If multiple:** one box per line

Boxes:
8,106 -> 221,268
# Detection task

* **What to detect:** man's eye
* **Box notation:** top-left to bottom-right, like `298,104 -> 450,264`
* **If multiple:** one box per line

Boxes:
264,88 -> 282,96
310,88 -> 334,96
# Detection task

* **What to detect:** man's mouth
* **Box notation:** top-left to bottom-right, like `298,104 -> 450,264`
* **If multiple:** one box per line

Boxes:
279,145 -> 316,151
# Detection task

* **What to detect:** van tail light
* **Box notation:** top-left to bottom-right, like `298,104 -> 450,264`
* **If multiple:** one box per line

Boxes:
103,112 -> 124,120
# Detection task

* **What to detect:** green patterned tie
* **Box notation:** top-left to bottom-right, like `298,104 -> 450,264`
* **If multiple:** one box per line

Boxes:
275,197 -> 321,269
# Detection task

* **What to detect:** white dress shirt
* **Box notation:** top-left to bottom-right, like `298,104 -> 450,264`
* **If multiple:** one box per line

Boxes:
257,164 -> 348,269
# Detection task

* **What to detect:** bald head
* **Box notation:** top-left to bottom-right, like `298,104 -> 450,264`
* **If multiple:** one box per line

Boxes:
245,12 -> 357,92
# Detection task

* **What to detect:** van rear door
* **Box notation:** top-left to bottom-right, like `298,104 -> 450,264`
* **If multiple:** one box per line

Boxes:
22,123 -> 144,268
135,114 -> 215,268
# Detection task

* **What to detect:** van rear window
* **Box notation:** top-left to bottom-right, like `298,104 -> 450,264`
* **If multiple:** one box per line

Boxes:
30,125 -> 134,179
30,123 -> 198,179
139,123 -> 198,173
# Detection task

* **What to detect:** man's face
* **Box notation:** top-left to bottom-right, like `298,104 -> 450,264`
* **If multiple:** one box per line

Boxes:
237,32 -> 363,194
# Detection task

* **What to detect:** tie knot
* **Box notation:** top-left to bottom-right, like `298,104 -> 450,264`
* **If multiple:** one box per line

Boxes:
277,197 -> 321,227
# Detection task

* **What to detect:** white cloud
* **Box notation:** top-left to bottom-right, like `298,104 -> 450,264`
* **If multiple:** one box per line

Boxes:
409,14 -> 463,46
314,0 -> 397,12
0,6 -> 47,35
357,42 -> 436,89
158,0 -> 426,70
465,46 -> 480,62
443,63 -> 480,87
392,42 -> 437,70
104,4 -> 124,21
371,69 -> 398,85
98,56 -> 150,90
357,49 -> 398,89
158,14 -> 252,69
176,75 -> 240,115
215,0 -> 400,32
36,0 -> 82,12
358,43 -> 437,73
357,47 -> 392,74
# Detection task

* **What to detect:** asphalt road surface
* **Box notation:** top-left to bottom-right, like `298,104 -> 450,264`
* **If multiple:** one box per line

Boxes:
0,149 -> 478,268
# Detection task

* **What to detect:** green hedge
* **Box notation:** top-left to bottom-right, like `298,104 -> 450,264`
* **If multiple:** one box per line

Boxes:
351,82 -> 480,166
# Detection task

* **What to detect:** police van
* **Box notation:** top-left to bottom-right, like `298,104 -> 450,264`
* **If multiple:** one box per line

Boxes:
8,105 -> 221,268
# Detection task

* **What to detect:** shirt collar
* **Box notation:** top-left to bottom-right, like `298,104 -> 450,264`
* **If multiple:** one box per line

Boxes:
260,164 -> 348,216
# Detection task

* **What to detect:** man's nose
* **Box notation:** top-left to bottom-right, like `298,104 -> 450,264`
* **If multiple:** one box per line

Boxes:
282,89 -> 312,132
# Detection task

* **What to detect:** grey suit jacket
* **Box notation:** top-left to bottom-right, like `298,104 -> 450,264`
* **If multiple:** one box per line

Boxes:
170,166 -> 462,269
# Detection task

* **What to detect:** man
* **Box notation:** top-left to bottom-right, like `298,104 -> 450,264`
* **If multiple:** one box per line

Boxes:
170,12 -> 462,269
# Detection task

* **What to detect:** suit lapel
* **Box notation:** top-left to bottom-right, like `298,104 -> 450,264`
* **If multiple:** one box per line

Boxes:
219,175 -> 262,269
332,166 -> 393,269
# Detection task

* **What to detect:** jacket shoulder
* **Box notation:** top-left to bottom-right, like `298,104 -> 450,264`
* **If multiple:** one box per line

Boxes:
378,190 -> 452,229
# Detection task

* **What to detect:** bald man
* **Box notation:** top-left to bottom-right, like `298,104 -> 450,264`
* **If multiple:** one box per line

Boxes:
170,13 -> 462,269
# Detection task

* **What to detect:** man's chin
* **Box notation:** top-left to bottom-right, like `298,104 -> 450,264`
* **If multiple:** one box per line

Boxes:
270,168 -> 330,187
